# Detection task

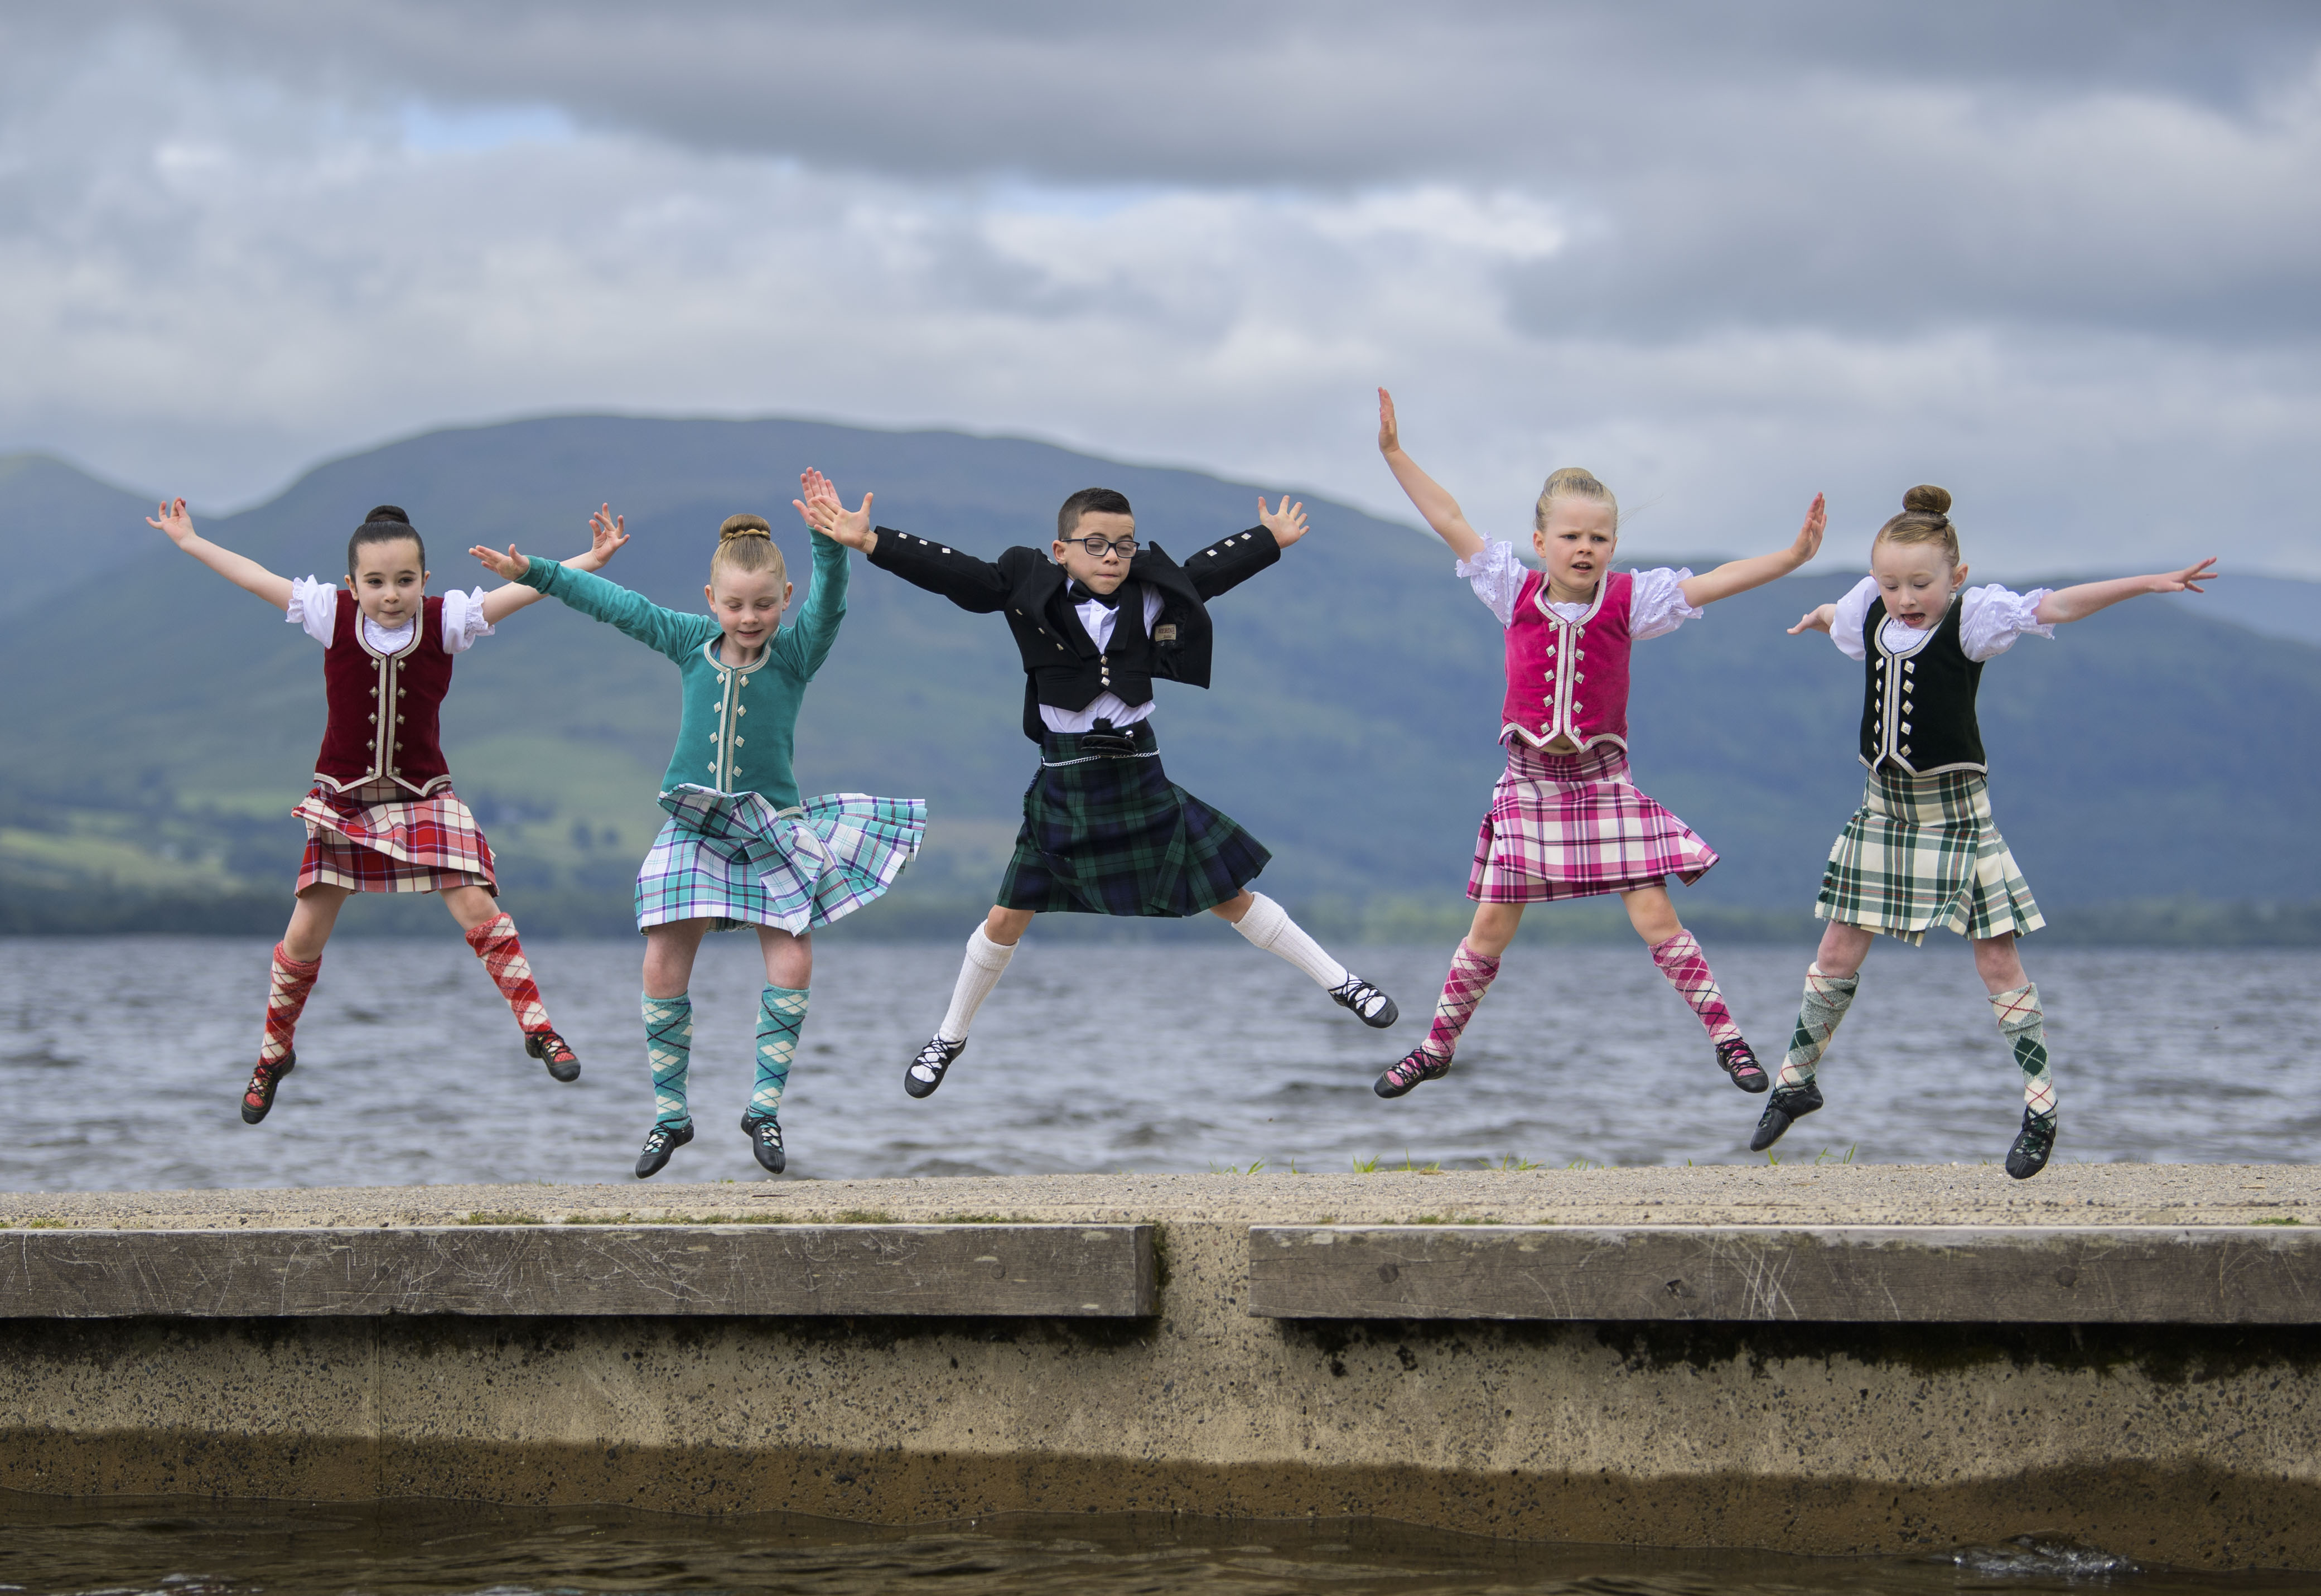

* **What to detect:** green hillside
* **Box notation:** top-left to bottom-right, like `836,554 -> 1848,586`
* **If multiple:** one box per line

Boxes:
2,416 -> 2317,942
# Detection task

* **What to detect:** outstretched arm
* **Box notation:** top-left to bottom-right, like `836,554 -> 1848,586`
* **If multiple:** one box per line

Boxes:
148,498 -> 292,610
473,503 -> 631,624
1377,388 -> 1487,561
1680,494 -> 1826,607
800,467 -> 1010,612
1788,602 -> 1839,636
2034,558 -> 2217,625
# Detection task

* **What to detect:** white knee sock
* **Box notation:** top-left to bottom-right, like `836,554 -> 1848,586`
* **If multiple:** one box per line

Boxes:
1231,892 -> 1349,989
936,925 -> 1016,1043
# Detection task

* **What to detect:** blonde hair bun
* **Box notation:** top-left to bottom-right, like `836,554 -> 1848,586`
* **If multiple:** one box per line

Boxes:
1901,485 -> 1951,518
710,512 -> 787,586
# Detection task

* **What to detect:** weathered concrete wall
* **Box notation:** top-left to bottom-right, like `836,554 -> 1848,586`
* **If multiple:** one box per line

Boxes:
3,1168 -> 2319,1570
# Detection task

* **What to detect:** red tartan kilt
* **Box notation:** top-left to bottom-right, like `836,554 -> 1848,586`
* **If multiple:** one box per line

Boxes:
1467,739 -> 1717,904
293,779 -> 497,895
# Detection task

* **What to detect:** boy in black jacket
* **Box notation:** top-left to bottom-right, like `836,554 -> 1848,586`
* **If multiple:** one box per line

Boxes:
799,470 -> 1398,1098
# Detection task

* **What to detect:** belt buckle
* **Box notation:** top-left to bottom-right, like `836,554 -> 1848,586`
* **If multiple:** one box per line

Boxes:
1080,731 -> 1138,758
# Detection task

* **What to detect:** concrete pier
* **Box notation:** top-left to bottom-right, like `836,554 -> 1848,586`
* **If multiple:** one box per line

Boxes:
4,1164 -> 2320,1570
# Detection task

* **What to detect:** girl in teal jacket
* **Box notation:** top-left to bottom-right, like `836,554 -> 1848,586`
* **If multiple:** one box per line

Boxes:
475,507 -> 923,1180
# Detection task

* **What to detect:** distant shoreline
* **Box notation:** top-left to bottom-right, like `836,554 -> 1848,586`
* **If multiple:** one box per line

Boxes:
3,888 -> 2314,947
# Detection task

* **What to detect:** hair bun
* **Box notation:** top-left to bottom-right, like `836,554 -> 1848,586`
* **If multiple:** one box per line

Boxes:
718,513 -> 773,541
1902,485 -> 1951,518
361,504 -> 413,528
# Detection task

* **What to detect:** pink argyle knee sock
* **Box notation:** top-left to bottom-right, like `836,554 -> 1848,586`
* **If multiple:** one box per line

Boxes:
1649,930 -> 1742,1049
1420,939 -> 1502,1064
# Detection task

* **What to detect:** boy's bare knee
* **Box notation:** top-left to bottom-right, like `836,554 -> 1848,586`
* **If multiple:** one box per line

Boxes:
983,907 -> 1035,946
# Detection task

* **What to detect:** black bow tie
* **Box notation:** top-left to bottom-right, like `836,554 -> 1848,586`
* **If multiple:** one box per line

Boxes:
1068,580 -> 1123,610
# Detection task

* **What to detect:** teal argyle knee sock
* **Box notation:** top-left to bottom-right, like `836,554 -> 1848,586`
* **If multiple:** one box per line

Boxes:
751,985 -> 808,1120
643,992 -> 694,1130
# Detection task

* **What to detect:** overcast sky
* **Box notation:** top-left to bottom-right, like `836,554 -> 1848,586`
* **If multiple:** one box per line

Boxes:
4,1 -> 2318,574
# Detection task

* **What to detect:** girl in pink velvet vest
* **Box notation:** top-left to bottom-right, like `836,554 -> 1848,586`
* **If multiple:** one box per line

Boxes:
1371,390 -> 1826,1102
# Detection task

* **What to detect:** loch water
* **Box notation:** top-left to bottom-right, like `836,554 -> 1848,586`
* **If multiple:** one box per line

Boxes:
0,1496 -> 2314,1595
0,936 -> 2315,1189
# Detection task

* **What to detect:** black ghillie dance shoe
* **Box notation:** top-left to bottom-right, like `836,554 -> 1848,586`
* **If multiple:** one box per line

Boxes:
1330,975 -> 1400,1029
1748,1079 -> 1823,1151
2006,1111 -> 2058,1180
905,1036 -> 965,1100
741,1112 -> 787,1175
634,1120 -> 693,1179
525,1029 -> 582,1083
1716,1038 -> 1770,1093
238,1053 -> 292,1127
241,1051 -> 295,1125
1374,1048 -> 1450,1099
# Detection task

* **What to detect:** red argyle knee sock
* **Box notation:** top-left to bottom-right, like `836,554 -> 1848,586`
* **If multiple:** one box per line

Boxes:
464,912 -> 551,1036
259,943 -> 322,1066
1649,930 -> 1742,1049
1421,939 -> 1502,1063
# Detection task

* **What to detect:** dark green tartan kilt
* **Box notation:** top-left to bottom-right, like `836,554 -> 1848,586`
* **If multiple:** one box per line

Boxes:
998,723 -> 1271,917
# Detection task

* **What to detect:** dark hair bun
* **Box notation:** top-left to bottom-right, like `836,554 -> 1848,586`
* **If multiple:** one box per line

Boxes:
1902,485 -> 1951,517
361,504 -> 413,527
718,513 -> 773,541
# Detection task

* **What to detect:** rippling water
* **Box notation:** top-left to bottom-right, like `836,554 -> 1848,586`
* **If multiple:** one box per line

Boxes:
0,1497 -> 2308,1595
1,936 -> 2315,1189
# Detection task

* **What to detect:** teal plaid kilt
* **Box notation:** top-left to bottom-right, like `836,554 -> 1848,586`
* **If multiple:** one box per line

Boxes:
998,723 -> 1270,917
1816,766 -> 2043,946
635,785 -> 925,934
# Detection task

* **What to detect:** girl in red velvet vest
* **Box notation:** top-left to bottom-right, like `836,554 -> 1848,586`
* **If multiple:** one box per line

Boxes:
1372,390 -> 1827,1101
1769,486 -> 2217,1179
151,498 -> 625,1124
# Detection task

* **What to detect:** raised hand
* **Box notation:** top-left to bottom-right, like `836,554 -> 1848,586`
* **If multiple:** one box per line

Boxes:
1788,604 -> 1837,637
2154,557 -> 2218,595
583,503 -> 629,569
470,543 -> 530,581
795,467 -> 876,551
1377,388 -> 1402,456
1259,495 -> 1310,548
147,497 -> 198,547
1792,493 -> 1827,565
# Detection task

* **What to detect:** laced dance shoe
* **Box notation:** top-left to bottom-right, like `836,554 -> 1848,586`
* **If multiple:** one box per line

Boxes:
1715,1038 -> 1769,1093
240,1052 -> 296,1125
1374,1048 -> 1450,1099
741,1112 -> 787,1174
1330,976 -> 1400,1029
1748,1079 -> 1823,1151
2005,1111 -> 2058,1180
905,1036 -> 966,1099
634,1120 -> 693,1179
525,1029 -> 582,1083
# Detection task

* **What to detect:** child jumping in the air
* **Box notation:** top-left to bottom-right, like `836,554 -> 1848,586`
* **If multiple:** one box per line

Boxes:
800,468 -> 1398,1099
151,499 -> 621,1123
474,503 -> 923,1179
1372,389 -> 1826,1100
1766,485 -> 2215,1178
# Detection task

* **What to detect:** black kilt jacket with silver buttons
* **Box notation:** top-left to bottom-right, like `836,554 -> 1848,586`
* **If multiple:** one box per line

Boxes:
865,524 -> 1282,741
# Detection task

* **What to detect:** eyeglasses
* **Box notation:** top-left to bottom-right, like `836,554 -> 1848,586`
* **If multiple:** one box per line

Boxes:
1073,536 -> 1138,558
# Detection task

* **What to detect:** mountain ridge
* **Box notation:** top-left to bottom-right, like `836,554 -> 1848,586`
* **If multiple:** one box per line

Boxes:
3,417 -> 2315,939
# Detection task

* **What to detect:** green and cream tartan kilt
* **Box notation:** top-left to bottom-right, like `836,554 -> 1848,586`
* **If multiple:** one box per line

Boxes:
1815,766 -> 2044,946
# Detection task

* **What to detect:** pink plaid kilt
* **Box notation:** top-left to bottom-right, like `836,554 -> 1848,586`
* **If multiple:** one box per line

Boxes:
1468,740 -> 1719,903
293,778 -> 497,895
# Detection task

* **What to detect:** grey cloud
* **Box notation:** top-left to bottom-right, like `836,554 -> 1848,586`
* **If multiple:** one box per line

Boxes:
24,0 -> 2320,346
